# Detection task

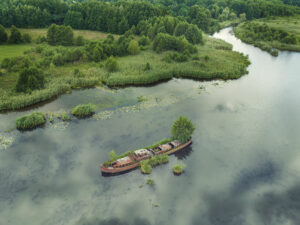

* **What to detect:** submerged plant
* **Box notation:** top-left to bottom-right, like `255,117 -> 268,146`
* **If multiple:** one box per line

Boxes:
16,112 -> 46,130
146,179 -> 155,186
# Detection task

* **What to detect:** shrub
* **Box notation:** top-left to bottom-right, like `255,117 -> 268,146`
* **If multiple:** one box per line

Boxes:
22,33 -> 31,43
16,67 -> 45,93
8,26 -> 22,44
171,116 -> 195,142
36,35 -> 47,44
105,56 -> 119,72
16,112 -> 46,130
75,36 -> 85,46
47,24 -> 74,46
173,164 -> 186,175
153,33 -> 196,53
0,24 -> 7,44
52,54 -> 64,66
144,62 -> 151,71
72,104 -> 96,118
140,160 -> 152,174
127,40 -> 140,55
138,36 -> 150,46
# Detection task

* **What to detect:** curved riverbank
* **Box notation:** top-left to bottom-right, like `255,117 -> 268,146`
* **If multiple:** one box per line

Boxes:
0,35 -> 250,112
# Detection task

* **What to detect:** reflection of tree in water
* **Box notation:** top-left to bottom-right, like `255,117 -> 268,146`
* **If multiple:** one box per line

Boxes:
174,146 -> 193,160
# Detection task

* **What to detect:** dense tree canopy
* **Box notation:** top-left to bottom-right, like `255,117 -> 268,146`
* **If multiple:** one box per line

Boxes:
0,0 -> 298,36
0,25 -> 7,44
47,24 -> 73,46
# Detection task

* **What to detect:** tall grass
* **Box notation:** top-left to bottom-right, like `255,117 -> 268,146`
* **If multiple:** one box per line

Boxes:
140,154 -> 169,174
16,112 -> 45,130
72,103 -> 96,118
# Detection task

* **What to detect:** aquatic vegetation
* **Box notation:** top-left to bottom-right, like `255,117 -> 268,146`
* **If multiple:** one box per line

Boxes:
140,154 -> 169,174
173,164 -> 186,175
72,104 -> 96,118
146,179 -> 155,186
93,110 -> 113,120
16,112 -> 46,130
60,112 -> 70,121
137,95 -> 147,102
171,116 -> 195,142
50,121 -> 69,130
140,160 -> 152,174
0,133 -> 14,150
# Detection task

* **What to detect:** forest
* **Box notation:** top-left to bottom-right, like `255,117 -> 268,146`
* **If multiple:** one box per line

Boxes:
1,0 -> 300,34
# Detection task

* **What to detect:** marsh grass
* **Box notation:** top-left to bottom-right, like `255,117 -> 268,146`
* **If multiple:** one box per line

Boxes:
173,164 -> 186,175
16,112 -> 45,130
140,154 -> 169,174
72,103 -> 96,118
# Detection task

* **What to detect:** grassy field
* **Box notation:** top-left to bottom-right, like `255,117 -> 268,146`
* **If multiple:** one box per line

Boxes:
0,29 -> 250,111
0,45 -> 32,61
234,15 -> 300,55
5,28 -> 119,41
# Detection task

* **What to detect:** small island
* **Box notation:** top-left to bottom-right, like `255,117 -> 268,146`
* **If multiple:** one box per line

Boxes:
100,116 -> 194,175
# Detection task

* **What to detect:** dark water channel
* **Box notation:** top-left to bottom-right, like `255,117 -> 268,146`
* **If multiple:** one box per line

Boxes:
1,28 -> 300,225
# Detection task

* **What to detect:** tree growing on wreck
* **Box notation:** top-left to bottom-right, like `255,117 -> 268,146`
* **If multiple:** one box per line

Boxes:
171,116 -> 195,142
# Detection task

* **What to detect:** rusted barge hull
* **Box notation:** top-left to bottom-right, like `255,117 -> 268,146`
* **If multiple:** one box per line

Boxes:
100,139 -> 192,175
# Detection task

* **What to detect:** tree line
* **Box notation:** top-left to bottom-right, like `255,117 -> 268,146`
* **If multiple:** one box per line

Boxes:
0,0 -> 299,35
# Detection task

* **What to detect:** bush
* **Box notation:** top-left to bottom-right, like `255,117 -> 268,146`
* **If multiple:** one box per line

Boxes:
127,40 -> 140,55
173,164 -> 186,175
153,33 -> 197,53
16,112 -> 46,130
72,104 -> 96,118
47,24 -> 74,46
0,24 -> 8,44
36,35 -> 47,44
16,67 -> 45,93
75,36 -> 85,46
138,36 -> 150,46
171,116 -> 195,142
144,62 -> 151,71
105,56 -> 119,72
52,54 -> 64,66
22,33 -> 31,43
8,26 -> 22,44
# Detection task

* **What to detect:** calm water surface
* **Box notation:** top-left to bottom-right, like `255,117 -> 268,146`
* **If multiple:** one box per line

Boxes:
1,28 -> 300,225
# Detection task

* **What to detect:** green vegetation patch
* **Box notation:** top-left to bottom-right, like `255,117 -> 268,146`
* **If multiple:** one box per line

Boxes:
140,154 -> 169,174
171,116 -> 195,143
16,112 -> 46,130
173,164 -> 186,175
234,16 -> 300,55
146,179 -> 155,186
72,104 -> 96,118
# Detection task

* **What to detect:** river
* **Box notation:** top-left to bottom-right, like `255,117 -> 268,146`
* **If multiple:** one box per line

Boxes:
0,27 -> 300,225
